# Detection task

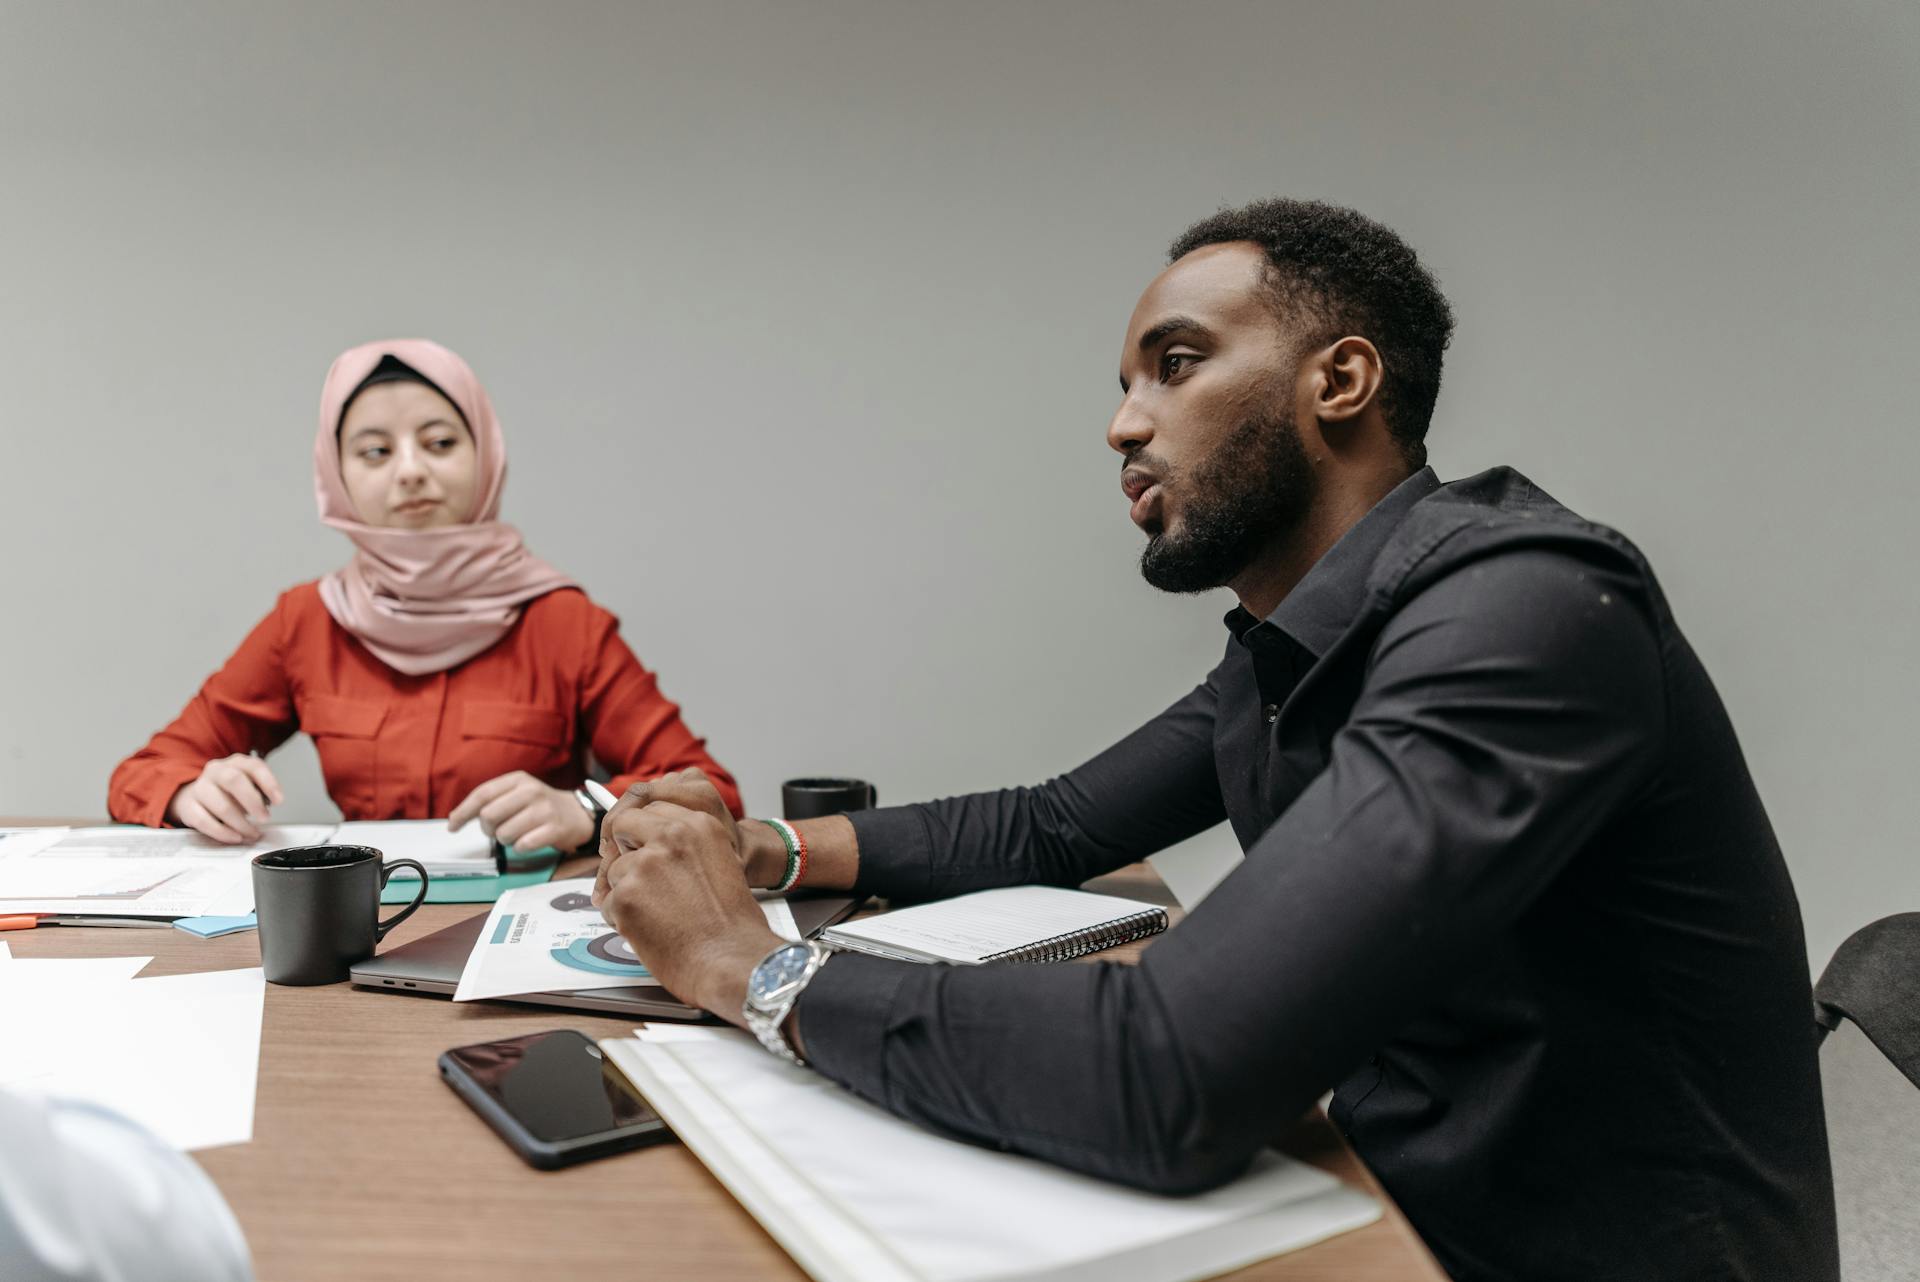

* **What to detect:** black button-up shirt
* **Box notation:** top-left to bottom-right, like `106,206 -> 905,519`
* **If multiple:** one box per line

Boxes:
800,467 -> 1838,1282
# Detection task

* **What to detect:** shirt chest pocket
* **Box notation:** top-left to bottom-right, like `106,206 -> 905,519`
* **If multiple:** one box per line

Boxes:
461,701 -> 569,773
302,695 -> 388,815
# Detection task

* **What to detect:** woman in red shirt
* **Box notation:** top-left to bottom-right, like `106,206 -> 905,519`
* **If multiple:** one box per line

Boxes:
109,338 -> 740,851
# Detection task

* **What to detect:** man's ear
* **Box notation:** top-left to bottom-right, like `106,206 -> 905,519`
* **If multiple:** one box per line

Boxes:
1303,335 -> 1385,425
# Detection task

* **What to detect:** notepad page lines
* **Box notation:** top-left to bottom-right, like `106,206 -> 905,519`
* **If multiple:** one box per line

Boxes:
832,888 -> 1152,963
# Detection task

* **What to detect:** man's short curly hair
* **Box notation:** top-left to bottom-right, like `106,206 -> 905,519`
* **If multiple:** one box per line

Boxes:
1169,199 -> 1454,467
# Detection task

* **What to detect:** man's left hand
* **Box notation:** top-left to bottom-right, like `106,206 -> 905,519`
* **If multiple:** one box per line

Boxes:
598,799 -> 781,1020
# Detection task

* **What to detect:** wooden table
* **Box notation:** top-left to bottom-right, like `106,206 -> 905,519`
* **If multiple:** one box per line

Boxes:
4,837 -> 1445,1282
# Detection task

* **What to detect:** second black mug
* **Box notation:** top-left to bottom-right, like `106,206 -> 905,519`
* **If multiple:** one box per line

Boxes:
781,777 -> 878,820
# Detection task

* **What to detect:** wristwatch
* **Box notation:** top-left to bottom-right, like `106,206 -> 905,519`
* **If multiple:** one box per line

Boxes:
572,788 -> 606,850
743,940 -> 832,1066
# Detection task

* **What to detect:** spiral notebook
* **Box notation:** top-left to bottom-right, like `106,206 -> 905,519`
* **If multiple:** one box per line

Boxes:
820,885 -> 1168,965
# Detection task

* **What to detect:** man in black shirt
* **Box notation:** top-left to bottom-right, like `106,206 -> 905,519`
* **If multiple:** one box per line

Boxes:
594,199 -> 1839,1281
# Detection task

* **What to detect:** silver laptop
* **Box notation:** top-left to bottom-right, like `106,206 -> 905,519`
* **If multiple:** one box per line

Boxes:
350,895 -> 862,1021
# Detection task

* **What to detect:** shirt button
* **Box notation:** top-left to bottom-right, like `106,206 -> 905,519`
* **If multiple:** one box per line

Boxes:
1263,704 -> 1279,724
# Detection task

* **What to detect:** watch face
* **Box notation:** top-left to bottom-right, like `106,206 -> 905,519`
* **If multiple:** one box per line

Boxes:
749,943 -> 812,1004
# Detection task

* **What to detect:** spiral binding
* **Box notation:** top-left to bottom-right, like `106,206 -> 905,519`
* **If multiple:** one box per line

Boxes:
981,908 -> 1169,964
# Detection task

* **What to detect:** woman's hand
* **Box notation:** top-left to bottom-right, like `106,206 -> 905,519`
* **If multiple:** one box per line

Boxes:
448,771 -> 595,854
165,755 -> 284,844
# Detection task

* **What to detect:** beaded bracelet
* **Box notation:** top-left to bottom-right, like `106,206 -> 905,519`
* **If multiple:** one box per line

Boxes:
760,817 -> 810,893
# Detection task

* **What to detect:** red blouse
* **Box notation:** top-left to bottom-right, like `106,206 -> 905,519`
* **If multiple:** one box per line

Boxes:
108,584 -> 742,826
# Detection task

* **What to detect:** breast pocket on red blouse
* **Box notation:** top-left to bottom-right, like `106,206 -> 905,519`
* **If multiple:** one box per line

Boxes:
301,694 -> 388,816
460,701 -> 569,779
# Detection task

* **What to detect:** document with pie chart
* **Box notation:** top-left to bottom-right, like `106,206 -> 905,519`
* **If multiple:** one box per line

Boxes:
453,877 -> 800,1003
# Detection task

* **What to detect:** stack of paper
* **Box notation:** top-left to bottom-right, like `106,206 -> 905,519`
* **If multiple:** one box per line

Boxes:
0,821 -> 514,923
0,826 -> 330,920
0,949 -> 265,1151
602,1026 -> 1380,1282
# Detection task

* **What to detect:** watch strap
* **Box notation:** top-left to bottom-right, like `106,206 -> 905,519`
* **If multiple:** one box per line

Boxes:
573,788 -> 607,852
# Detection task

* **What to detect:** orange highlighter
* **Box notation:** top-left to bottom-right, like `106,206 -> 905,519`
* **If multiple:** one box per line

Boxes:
0,915 -> 40,931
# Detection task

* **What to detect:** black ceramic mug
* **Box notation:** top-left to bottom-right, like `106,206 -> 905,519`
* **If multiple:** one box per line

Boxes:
781,777 -> 878,820
251,844 -> 429,986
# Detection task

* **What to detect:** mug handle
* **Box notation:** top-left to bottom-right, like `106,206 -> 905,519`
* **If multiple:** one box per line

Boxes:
375,858 -> 431,940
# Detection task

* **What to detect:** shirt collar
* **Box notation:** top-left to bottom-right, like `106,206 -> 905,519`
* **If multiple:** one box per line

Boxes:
1224,467 -> 1441,658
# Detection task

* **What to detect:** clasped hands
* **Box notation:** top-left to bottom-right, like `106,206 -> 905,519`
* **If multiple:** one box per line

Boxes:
589,768 -> 786,1023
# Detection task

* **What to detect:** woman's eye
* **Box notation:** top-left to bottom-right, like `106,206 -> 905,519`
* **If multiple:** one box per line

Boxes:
359,446 -> 389,462
427,436 -> 459,452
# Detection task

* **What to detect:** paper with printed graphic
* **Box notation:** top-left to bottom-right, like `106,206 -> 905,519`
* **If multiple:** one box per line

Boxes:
453,876 -> 799,1003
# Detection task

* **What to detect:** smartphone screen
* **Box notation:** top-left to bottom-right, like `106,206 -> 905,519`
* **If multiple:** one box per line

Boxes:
442,1028 -> 661,1145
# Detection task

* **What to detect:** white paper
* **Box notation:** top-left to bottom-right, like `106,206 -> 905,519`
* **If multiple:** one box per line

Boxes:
454,877 -> 801,1003
0,954 -> 151,986
24,826 -> 330,860
605,1028 -> 1379,1282
0,965 -> 265,1152
0,956 -> 157,1083
0,828 -> 66,859
0,825 -> 330,918
0,939 -> 10,959
761,898 -> 800,943
330,820 -> 496,876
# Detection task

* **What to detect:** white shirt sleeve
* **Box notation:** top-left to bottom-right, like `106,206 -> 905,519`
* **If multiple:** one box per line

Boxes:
0,1088 -> 254,1282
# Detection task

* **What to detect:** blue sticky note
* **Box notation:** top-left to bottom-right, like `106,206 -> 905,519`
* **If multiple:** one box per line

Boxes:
173,913 -> 259,938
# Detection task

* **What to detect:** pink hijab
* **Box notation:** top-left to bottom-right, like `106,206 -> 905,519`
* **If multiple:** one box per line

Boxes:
314,339 -> 575,676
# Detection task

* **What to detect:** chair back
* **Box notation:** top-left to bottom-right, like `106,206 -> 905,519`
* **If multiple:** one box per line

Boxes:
1814,912 -> 1920,1091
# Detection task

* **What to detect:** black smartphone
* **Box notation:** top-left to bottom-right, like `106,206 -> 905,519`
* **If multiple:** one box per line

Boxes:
438,1028 -> 673,1169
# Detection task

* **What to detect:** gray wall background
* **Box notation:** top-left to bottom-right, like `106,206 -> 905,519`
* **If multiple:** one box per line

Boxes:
1,1 -> 1914,965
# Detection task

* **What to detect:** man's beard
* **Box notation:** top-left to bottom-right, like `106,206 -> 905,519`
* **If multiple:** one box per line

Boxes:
1137,407 -> 1316,595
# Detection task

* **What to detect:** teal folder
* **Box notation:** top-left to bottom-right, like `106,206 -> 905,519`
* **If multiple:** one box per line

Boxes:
380,863 -> 558,904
